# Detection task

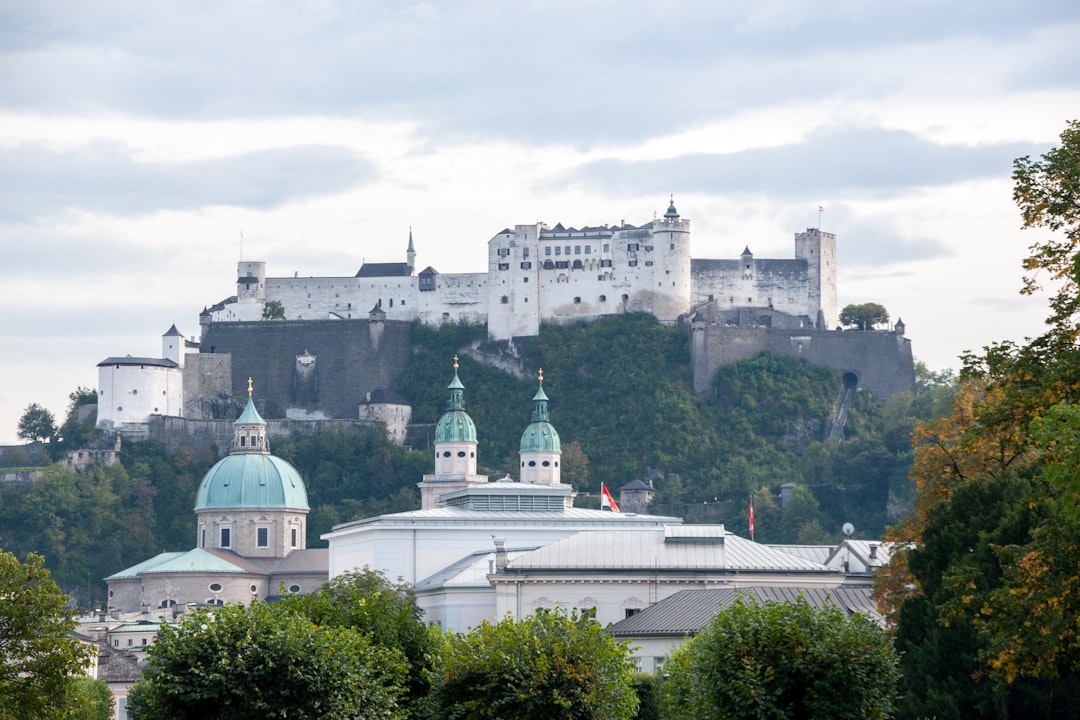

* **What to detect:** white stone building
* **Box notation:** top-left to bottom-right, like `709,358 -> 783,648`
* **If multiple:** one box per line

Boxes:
323,361 -> 682,630
205,200 -> 839,340
96,324 -> 197,433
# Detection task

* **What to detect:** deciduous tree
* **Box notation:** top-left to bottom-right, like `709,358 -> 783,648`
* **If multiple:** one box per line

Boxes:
126,600 -> 407,720
437,608 -> 638,720
839,302 -> 890,331
17,402 -> 57,444
661,594 -> 900,720
0,550 -> 94,720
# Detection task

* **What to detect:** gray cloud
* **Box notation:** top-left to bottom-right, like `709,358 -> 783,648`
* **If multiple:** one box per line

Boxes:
567,126 -> 1040,199
0,143 -> 375,221
2,2 -> 1076,144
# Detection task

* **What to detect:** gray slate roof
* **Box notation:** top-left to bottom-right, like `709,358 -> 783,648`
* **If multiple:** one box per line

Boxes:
503,527 -> 836,573
97,356 -> 179,368
608,586 -> 882,637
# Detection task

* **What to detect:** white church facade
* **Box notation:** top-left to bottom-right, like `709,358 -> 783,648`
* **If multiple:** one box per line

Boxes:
205,200 -> 839,339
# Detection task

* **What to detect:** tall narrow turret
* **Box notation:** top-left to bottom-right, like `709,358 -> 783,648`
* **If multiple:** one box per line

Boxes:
406,228 -> 416,273
418,356 -> 487,508
519,369 -> 562,487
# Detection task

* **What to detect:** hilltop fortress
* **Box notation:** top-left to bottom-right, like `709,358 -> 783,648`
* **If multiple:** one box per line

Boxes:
96,200 -> 913,444
204,199 -> 837,337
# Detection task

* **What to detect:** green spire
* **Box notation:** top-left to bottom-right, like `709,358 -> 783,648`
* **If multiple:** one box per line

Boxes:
531,368 -> 550,422
435,355 -> 477,443
520,369 -> 560,453
407,227 -> 415,253
446,355 -> 464,411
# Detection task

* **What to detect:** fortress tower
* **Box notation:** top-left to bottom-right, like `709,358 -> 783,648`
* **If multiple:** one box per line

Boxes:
235,260 -> 268,321
649,197 -> 692,322
795,228 -> 838,329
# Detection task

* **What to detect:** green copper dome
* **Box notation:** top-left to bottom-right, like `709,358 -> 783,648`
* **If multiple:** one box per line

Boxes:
194,384 -> 310,511
434,360 -> 477,443
194,453 -> 309,510
520,377 -> 561,453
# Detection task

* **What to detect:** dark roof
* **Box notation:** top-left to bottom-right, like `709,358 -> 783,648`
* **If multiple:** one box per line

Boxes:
418,266 -> 439,276
203,296 -> 237,315
608,586 -> 881,638
620,479 -> 652,491
162,324 -> 183,337
355,262 -> 411,278
97,356 -> 179,369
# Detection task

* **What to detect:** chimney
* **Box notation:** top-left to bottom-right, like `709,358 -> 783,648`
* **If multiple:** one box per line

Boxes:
493,538 -> 508,571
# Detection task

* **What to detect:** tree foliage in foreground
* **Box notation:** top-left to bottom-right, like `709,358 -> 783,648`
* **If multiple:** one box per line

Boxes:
279,569 -> 439,718
126,600 -> 408,720
437,608 -> 638,720
662,595 -> 900,720
0,550 -> 94,720
876,120 -> 1080,718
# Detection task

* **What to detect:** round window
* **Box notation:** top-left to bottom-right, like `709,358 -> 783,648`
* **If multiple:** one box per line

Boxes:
289,584 -> 302,594
542,461 -> 550,467
528,461 -> 536,467
457,451 -> 466,457
209,582 -> 223,592
443,451 -> 451,457
250,584 -> 258,594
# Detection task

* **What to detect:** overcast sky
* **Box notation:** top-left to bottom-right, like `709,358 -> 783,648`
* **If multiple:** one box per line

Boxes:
1,1 -> 1078,444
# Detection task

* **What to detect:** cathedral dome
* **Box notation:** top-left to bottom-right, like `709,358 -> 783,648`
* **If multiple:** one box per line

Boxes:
194,454 -> 309,511
520,375 -> 560,453
434,358 -> 477,443
194,385 -> 310,511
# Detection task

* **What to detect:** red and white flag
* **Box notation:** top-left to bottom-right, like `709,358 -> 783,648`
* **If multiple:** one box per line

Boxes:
600,482 -> 620,512
749,497 -> 755,540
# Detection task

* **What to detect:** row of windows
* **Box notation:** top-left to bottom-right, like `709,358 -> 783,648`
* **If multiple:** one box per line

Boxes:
209,527 -> 299,549
521,460 -> 559,467
496,247 -> 530,258
438,450 -> 476,458
545,244 -> 602,256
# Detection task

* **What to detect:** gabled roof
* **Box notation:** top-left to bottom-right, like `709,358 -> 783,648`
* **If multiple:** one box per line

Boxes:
608,586 -> 882,637
355,262 -> 411,278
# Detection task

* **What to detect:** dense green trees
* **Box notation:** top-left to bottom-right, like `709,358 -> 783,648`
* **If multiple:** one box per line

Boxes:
662,595 -> 900,720
279,569 -> 439,718
127,600 -> 409,720
437,608 -> 639,720
879,120 -> 1080,718
0,551 -> 94,720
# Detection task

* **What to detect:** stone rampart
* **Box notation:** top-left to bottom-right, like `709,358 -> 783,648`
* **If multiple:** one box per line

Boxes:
692,324 -> 915,400
199,318 -> 413,419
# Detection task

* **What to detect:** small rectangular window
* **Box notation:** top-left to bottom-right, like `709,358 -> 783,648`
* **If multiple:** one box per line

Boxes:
574,245 -> 581,254
221,528 -> 231,548
257,528 -> 268,547
627,243 -> 639,252
291,528 -> 298,547
601,259 -> 612,268
603,243 -> 610,253
545,246 -> 552,256
522,248 -> 529,258
629,260 -> 638,267
520,262 -> 532,269
564,245 -> 571,255
555,247 -> 561,256
498,263 -> 509,270
645,261 -> 653,266
584,246 -> 591,254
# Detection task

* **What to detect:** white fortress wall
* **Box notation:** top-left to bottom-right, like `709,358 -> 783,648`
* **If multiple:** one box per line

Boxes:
267,275 -> 418,321
416,272 -> 489,327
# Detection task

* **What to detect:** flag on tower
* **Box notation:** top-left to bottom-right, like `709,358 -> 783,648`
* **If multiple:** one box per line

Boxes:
600,483 -> 620,512
749,497 -> 755,540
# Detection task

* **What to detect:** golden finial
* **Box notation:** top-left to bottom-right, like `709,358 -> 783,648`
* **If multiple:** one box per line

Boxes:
538,368 -> 544,384
453,355 -> 459,372
247,377 -> 253,396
